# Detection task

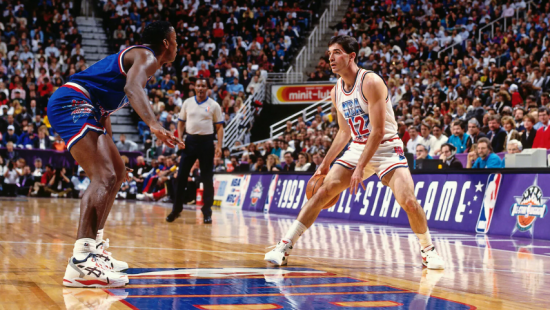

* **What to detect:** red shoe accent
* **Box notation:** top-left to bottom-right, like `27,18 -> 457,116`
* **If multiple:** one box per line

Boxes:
285,253 -> 290,256
282,240 -> 289,244
63,279 -> 72,283
422,256 -> 427,261
75,279 -> 110,286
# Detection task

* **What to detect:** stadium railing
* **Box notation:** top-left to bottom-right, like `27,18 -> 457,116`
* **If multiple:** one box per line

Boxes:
269,96 -> 332,138
287,0 -> 343,81
223,81 -> 267,148
478,1 -> 535,41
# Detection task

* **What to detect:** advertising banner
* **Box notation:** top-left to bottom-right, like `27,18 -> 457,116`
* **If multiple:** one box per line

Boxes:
486,174 -> 550,240
239,173 -> 489,233
222,171 -> 550,240
213,174 -> 251,209
271,84 -> 334,104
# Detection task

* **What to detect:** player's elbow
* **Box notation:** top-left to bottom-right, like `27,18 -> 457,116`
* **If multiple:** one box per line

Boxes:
371,129 -> 385,140
124,85 -> 138,98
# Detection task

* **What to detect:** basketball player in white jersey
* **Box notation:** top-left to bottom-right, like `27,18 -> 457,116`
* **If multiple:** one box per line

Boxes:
265,35 -> 445,270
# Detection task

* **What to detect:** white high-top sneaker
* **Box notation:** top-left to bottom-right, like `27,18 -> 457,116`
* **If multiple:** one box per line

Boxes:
63,253 -> 128,288
264,239 -> 293,266
421,245 -> 445,270
96,239 -> 129,272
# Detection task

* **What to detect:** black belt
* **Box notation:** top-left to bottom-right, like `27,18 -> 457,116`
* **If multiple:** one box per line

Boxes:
186,134 -> 214,141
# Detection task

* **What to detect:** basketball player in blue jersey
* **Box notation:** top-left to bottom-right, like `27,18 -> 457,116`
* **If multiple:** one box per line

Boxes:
265,35 -> 445,270
48,21 -> 181,288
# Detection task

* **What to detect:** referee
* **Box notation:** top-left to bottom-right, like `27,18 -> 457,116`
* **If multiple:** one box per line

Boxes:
166,78 -> 223,224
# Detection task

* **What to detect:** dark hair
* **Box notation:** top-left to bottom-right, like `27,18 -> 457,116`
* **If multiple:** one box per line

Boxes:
538,106 -> 550,115
487,114 -> 501,123
142,21 -> 173,50
452,119 -> 465,130
477,137 -> 493,151
328,35 -> 359,63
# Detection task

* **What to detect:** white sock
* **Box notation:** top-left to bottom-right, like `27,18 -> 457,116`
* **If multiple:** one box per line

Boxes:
415,230 -> 433,250
73,238 -> 96,260
283,220 -> 307,245
96,229 -> 104,245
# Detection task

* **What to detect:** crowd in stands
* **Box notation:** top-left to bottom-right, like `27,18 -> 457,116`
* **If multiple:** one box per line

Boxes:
214,0 -> 550,172
98,0 -> 324,151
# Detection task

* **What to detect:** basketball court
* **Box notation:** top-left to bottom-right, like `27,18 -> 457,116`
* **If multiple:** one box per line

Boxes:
0,197 -> 547,309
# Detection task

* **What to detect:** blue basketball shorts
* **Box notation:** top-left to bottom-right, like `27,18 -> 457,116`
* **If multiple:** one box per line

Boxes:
47,84 -> 106,151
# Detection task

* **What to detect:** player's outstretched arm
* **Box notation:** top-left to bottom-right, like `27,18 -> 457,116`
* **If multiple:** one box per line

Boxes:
316,87 -> 351,175
124,49 -> 178,148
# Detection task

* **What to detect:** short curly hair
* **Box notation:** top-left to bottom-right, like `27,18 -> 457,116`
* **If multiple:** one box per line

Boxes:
142,21 -> 173,50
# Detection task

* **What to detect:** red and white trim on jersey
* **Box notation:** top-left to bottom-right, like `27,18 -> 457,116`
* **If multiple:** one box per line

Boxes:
340,69 -> 363,96
359,70 -> 390,104
335,159 -> 355,170
118,46 -> 155,76
62,82 -> 91,99
67,123 -> 105,151
379,161 -> 409,179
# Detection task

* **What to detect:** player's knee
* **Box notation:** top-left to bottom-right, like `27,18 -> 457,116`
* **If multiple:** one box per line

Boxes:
98,171 -> 118,190
401,196 -> 420,213
315,181 -> 338,201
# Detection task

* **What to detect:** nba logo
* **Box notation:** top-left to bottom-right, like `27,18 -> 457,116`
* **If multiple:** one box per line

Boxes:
476,174 -> 502,233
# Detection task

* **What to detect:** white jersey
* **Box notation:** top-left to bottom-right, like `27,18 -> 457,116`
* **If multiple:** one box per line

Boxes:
335,69 -> 398,143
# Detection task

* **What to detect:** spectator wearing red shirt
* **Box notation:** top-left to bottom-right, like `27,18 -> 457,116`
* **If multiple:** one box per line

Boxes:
38,77 -> 53,97
532,107 -> 550,149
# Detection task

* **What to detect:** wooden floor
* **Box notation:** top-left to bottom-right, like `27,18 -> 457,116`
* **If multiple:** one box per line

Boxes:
0,197 -> 548,309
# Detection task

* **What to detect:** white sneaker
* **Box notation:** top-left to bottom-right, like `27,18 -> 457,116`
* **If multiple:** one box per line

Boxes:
264,239 -> 293,266
96,239 -> 129,272
421,245 -> 445,270
63,254 -> 128,288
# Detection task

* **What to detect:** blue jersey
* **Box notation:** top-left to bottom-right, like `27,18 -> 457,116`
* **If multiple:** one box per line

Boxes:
68,45 -> 155,116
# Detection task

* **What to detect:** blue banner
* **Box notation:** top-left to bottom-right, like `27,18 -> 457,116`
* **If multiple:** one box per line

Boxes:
230,172 -> 550,240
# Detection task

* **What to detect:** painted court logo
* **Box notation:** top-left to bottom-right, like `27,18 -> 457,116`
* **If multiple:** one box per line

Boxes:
250,181 -> 263,207
510,175 -> 549,232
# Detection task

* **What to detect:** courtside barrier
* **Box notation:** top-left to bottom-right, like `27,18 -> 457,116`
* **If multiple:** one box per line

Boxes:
214,170 -> 550,240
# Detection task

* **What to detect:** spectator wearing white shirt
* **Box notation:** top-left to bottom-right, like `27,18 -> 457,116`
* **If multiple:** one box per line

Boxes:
294,153 -> 311,171
225,63 -> 239,79
432,124 -> 449,156
71,168 -> 91,198
203,38 -> 216,51
182,61 -> 198,77
419,122 -> 439,156
406,125 -> 422,154
115,134 -> 139,152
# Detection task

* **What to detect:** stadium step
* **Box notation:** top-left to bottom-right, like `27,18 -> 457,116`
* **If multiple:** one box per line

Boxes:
81,32 -> 107,40
79,25 -> 104,33
82,46 -> 110,54
76,16 -> 103,25
112,133 -> 141,143
115,107 -> 132,116
112,124 -> 139,133
110,115 -> 134,125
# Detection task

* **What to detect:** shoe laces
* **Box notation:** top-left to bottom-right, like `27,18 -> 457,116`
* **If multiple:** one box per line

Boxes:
99,239 -> 113,256
266,240 -> 292,252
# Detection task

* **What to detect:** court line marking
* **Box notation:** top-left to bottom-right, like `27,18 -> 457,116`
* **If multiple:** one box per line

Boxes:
123,291 -> 412,298
1,240 -> 550,275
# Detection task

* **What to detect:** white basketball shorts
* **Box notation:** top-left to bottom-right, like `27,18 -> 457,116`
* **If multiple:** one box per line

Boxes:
335,136 -> 409,180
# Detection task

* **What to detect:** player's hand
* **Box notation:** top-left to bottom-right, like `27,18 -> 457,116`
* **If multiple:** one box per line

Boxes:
125,167 -> 133,182
314,161 -> 330,176
151,124 -> 179,148
349,168 -> 365,195
216,146 -> 222,157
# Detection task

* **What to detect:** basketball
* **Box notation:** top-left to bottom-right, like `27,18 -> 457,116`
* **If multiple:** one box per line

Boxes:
306,175 -> 339,209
